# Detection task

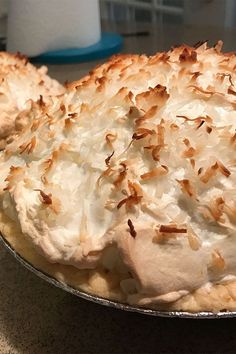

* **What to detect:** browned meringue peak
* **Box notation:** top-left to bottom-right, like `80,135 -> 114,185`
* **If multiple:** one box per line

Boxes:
1,41 -> 236,304
0,52 -> 64,148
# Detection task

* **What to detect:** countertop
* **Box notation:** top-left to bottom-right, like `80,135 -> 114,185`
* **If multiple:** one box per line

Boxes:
2,22 -> 236,354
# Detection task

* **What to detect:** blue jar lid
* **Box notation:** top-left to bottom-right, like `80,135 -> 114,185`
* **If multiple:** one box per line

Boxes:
31,32 -> 123,64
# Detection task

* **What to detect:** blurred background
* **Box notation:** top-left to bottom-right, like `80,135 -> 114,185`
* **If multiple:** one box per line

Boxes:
1,0 -> 236,80
100,0 -> 236,28
1,1 -> 236,53
1,1 -> 236,31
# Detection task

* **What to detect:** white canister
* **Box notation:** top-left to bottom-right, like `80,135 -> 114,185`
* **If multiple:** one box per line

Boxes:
7,0 -> 101,56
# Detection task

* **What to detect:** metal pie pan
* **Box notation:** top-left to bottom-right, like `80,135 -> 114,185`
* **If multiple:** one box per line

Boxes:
1,232 -> 236,319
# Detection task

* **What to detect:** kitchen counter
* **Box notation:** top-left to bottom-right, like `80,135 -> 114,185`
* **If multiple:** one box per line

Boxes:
2,22 -> 236,354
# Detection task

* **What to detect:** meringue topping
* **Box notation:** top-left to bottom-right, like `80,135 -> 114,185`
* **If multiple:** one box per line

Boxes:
0,52 -> 64,148
1,42 -> 236,305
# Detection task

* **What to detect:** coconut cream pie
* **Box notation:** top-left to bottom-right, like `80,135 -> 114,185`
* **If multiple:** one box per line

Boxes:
2,41 -> 236,312
0,52 -> 64,149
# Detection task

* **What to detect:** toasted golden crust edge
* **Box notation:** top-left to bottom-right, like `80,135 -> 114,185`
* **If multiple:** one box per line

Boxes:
1,209 -> 236,313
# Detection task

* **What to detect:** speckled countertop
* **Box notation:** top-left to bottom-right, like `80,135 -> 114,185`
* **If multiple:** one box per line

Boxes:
2,22 -> 236,354
2,242 -> 236,354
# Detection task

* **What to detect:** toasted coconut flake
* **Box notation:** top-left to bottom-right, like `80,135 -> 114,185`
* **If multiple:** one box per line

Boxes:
105,151 -> 115,167
149,52 -> 170,65
209,197 -> 225,222
5,166 -> 23,179
140,165 -> 168,181
42,150 -> 59,175
113,87 -> 134,105
117,180 -> 142,209
60,104 -> 66,114
157,119 -> 165,147
201,164 -> 218,182
132,127 -> 154,140
190,71 -> 202,82
128,106 -> 141,119
228,87 -> 236,96
214,40 -> 223,53
217,73 -> 233,86
188,85 -> 215,96
128,180 -> 143,196
64,117 -> 73,130
217,161 -> 231,177
177,115 -> 213,124
183,138 -> 190,147
46,114 -> 56,127
151,145 -> 161,161
37,95 -> 46,108
95,76 -> 107,92
135,105 -> 158,126
113,163 -> 127,189
116,198 -> 127,210
183,147 -> 196,158
196,120 -> 205,129
188,160 -> 194,170
136,84 -> 169,111
34,189 -> 52,205
177,179 -> 196,198
230,131 -> 236,144
30,119 -> 41,132
206,126 -> 212,134
105,133 -> 117,149
41,174 -> 48,185
3,166 -> 23,191
50,196 -> 61,214
187,226 -> 201,251
42,158 -> 53,174
211,249 -> 225,270
143,143 -> 161,161
200,162 -> 219,183
198,167 -> 203,175
80,103 -> 88,113
154,226 -> 186,241
19,136 -> 36,155
179,48 -> 197,63
16,51 -> 28,63
159,225 -> 187,234
159,52 -> 170,62
97,166 -> 114,187
117,194 -> 142,209
127,219 -> 136,238
68,112 -> 78,118
170,123 -> 179,131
